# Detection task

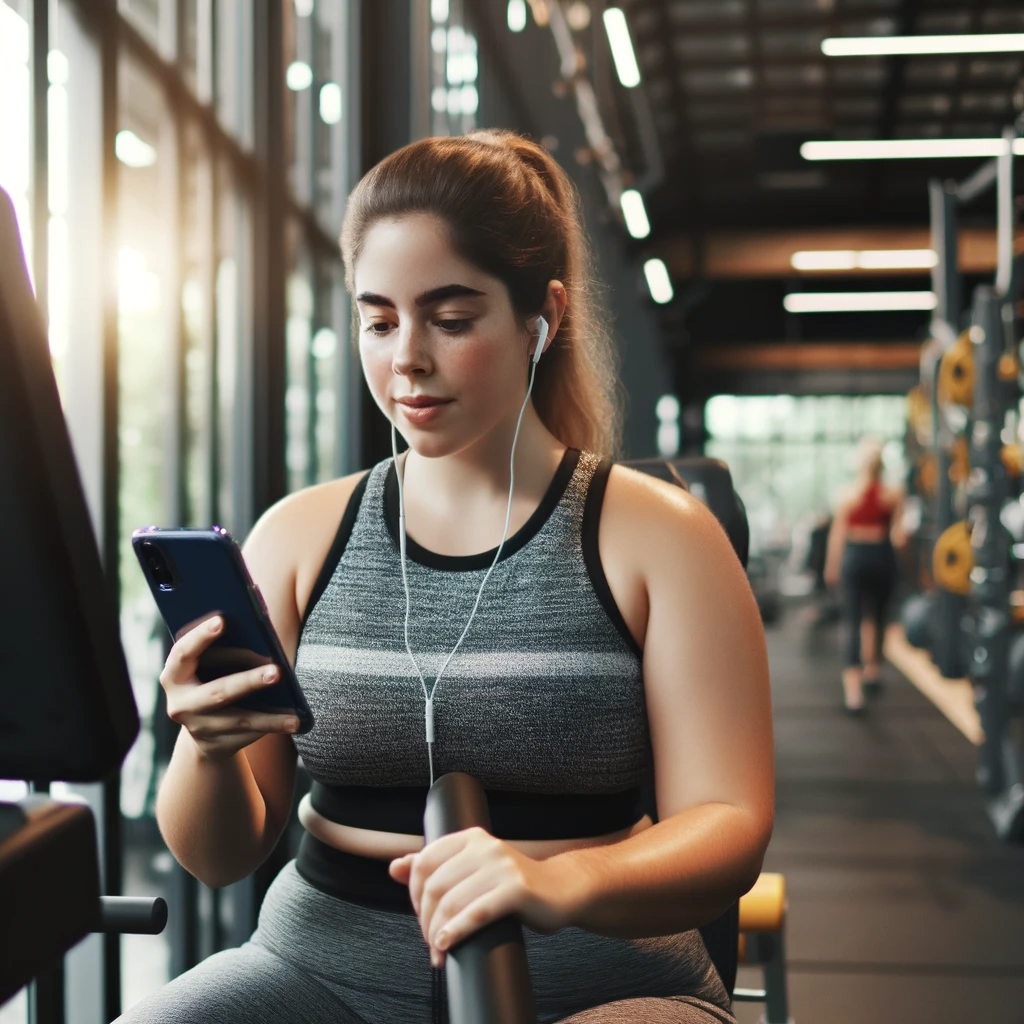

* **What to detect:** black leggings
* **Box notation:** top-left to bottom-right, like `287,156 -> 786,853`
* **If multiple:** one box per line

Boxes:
840,541 -> 898,668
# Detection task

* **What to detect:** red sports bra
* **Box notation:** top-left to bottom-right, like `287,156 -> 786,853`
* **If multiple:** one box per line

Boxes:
847,481 -> 893,530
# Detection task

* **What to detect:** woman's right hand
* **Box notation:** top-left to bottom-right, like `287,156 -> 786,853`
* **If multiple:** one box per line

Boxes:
159,615 -> 301,763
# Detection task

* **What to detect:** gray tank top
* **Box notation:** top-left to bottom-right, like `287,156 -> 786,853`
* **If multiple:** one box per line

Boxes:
293,448 -> 651,806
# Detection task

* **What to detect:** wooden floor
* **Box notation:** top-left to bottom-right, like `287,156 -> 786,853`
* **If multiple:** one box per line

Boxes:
734,607 -> 1024,1024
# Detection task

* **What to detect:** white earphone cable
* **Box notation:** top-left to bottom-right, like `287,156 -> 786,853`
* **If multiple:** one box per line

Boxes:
390,344 -> 541,786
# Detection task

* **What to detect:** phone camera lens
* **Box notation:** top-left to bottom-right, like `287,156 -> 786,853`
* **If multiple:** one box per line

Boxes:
141,542 -> 175,588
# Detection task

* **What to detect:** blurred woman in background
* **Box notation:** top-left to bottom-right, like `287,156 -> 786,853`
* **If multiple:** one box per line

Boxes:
825,439 -> 905,714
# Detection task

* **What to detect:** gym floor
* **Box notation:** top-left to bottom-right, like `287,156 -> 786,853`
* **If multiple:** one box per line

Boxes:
734,607 -> 1024,1024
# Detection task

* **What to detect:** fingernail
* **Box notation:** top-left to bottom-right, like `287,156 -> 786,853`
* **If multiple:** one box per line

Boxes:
436,931 -> 448,950
263,667 -> 278,682
208,617 -> 221,633
285,718 -> 299,732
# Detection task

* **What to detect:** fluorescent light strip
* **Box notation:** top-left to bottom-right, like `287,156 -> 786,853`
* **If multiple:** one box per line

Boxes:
644,258 -> 674,304
620,189 -> 651,239
784,291 -> 937,313
603,8 -> 641,88
791,249 -> 938,271
823,33 -> 1024,57
802,138 -> 1024,161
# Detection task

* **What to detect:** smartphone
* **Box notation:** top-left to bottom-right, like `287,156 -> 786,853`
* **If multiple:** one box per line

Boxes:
132,526 -> 314,733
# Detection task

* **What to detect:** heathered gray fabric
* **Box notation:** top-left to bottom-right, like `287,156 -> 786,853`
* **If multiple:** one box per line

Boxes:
115,452 -> 737,1023
116,863 -> 735,1024
293,450 -> 653,792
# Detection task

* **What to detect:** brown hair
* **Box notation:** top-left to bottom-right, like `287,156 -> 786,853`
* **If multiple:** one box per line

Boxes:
340,130 -> 623,457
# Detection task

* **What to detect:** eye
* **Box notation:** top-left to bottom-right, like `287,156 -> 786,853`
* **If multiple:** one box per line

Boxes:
362,321 -> 393,335
436,318 -> 472,333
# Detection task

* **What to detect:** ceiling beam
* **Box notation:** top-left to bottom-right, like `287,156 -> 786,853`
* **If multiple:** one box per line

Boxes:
699,342 -> 922,372
654,227 -> 1024,279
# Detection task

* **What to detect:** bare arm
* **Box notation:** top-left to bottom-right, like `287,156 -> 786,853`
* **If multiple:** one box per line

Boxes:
397,470 -> 774,954
155,474 -> 363,887
548,471 -> 774,935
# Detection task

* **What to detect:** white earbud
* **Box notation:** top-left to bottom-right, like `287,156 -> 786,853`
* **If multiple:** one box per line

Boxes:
392,308 -> 548,785
532,315 -> 549,365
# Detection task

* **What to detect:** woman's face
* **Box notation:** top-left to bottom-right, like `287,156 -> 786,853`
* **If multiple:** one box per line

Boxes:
354,213 -> 534,459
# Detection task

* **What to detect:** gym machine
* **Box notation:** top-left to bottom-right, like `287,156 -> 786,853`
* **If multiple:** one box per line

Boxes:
901,118 -> 1024,840
0,186 -> 168,1020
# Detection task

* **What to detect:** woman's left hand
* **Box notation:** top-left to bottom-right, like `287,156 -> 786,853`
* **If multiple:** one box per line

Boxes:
389,828 -> 585,967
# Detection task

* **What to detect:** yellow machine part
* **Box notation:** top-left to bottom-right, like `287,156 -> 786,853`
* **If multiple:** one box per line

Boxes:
917,453 -> 937,497
1002,444 -> 1023,479
998,351 -> 1020,382
738,872 -> 786,933
933,521 -> 974,595
949,436 -> 969,485
937,332 -> 975,407
907,385 -> 931,441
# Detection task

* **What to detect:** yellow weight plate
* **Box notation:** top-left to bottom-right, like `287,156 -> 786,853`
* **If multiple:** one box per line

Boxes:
949,436 -> 969,485
998,352 -> 1020,382
1002,444 -> 1023,479
937,332 -> 975,407
933,521 -> 974,595
917,453 -> 937,497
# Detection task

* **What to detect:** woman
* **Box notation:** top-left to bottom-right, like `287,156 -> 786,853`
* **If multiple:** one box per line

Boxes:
825,439 -> 904,714
124,131 -> 773,1023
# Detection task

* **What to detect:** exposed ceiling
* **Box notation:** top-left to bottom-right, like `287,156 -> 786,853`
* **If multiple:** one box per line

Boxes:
609,0 -> 1024,233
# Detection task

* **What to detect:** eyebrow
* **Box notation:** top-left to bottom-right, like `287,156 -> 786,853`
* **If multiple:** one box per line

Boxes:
355,284 -> 487,308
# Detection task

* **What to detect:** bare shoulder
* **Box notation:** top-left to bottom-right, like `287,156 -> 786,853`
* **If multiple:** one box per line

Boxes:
245,471 -> 367,559
244,470 -> 370,620
600,464 -> 740,571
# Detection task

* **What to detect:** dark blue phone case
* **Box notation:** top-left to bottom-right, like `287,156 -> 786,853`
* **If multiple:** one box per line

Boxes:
131,527 -> 314,733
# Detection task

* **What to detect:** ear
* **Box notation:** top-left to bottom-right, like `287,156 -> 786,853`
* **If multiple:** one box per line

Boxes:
530,280 -> 567,360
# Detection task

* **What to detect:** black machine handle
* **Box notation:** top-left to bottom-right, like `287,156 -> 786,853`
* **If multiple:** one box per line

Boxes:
94,896 -> 168,935
424,774 -> 537,1024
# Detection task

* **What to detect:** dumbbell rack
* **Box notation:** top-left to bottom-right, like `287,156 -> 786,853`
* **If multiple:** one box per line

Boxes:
967,288 -> 1024,840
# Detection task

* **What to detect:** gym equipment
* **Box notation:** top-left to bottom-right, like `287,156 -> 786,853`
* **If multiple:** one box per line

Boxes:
901,591 -> 934,650
424,774 -> 536,1024
900,116 -> 1024,840
932,521 -> 974,595
937,331 -> 975,408
0,186 -> 166,1015
963,288 -> 1024,838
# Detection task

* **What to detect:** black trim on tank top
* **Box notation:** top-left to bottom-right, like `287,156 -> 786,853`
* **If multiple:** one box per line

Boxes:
582,459 -> 643,659
382,446 -> 581,571
308,780 -> 645,840
299,470 -> 371,631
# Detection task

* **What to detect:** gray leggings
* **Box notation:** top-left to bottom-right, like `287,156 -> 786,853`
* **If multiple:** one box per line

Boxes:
116,862 -> 735,1024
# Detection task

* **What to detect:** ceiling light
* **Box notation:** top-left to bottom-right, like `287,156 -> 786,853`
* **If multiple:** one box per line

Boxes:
620,189 -> 651,239
115,129 -> 156,168
603,7 -> 641,88
507,0 -> 527,32
783,291 -> 937,313
791,249 -> 938,271
319,82 -> 342,124
802,138 -> 1024,160
644,258 -> 674,304
822,33 -> 1024,57
286,60 -> 313,91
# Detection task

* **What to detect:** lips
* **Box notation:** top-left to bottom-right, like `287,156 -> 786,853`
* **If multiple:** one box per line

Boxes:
395,396 -> 452,408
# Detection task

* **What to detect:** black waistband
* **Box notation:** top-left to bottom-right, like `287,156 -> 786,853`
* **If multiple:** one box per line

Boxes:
309,782 -> 645,840
296,832 -> 415,914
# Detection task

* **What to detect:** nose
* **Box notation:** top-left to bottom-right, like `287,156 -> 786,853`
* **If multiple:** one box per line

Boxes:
392,322 -> 431,377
